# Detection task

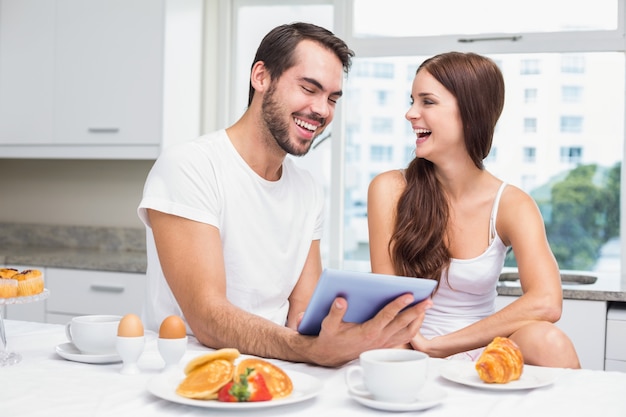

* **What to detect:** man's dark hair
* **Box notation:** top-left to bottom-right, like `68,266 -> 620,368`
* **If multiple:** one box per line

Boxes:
247,22 -> 354,106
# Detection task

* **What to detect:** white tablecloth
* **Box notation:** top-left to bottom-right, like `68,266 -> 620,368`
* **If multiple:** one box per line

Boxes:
1,320 -> 625,417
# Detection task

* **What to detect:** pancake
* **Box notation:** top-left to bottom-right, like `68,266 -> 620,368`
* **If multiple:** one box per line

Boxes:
176,358 -> 235,400
183,348 -> 240,375
234,358 -> 293,399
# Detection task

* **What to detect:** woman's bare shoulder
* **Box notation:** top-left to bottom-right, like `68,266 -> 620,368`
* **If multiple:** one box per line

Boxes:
368,169 -> 406,205
370,169 -> 406,189
501,183 -> 537,208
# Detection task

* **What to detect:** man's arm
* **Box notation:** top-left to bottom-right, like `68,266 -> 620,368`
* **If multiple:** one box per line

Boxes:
148,209 -> 431,367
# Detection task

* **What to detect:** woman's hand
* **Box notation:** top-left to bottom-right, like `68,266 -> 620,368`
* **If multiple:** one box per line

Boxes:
405,309 -> 435,356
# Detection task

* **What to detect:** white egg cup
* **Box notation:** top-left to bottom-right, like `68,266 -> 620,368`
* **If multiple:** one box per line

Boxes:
116,335 -> 145,375
157,336 -> 187,371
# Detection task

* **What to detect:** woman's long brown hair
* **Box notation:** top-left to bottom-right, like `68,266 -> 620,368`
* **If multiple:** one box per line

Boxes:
390,52 -> 505,285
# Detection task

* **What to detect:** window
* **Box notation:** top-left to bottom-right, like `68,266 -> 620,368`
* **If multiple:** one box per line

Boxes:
562,55 -> 586,73
225,0 -> 623,276
562,86 -> 583,103
371,117 -> 393,134
370,145 -> 393,162
525,88 -> 538,103
353,61 -> 369,77
341,1 -> 623,274
560,146 -> 583,163
561,116 -> 584,133
521,59 -> 541,75
523,147 -> 537,163
524,118 -> 538,133
375,90 -> 390,106
372,63 -> 394,78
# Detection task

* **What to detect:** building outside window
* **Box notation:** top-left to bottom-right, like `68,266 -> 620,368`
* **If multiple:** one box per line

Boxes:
562,86 -> 584,103
560,146 -> 583,164
375,90 -> 390,106
371,117 -> 393,134
521,59 -> 541,75
370,145 -> 393,162
561,116 -> 584,133
524,118 -> 538,133
372,62 -> 394,78
525,88 -> 538,103
562,54 -> 586,73
523,147 -> 537,163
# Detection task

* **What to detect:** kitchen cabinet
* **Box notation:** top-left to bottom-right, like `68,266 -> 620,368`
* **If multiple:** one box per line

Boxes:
495,296 -> 607,370
605,302 -> 626,371
0,0 -> 202,159
5,267 -> 146,325
45,268 -> 146,324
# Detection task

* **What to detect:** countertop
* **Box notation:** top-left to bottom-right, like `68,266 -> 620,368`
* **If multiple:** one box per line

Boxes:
496,268 -> 626,302
1,222 -> 625,302
0,222 -> 146,273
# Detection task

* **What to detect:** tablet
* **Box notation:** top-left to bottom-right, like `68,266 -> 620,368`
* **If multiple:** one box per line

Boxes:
297,268 -> 437,336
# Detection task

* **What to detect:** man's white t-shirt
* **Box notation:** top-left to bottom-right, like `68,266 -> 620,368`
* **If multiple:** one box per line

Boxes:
137,130 -> 324,333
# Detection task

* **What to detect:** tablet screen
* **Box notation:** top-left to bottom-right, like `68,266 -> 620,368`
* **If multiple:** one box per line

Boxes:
297,268 -> 437,336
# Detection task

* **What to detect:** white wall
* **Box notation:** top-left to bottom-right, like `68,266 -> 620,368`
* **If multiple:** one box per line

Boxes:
0,159 -> 153,228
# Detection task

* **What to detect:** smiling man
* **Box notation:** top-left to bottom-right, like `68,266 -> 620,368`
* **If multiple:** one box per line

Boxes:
137,23 -> 431,367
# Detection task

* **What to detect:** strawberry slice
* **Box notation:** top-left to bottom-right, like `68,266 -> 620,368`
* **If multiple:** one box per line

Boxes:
217,368 -> 273,402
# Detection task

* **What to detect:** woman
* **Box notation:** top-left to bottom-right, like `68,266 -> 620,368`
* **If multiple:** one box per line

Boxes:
367,51 -> 580,368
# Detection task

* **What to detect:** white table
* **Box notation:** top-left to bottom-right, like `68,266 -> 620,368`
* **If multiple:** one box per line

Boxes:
1,320 -> 625,417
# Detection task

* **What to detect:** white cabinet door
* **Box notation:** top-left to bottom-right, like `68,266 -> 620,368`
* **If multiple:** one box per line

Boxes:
54,0 -> 163,146
45,268 -> 146,323
495,296 -> 607,370
0,0 -> 55,145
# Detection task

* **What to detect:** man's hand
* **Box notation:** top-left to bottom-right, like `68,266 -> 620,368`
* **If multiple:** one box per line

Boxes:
306,294 -> 432,367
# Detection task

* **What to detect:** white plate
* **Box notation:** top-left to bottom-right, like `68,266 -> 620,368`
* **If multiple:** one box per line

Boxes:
439,360 -> 557,390
55,342 -> 122,364
147,369 -> 323,409
349,384 -> 446,412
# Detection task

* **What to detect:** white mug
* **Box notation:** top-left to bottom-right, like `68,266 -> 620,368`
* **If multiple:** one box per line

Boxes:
65,315 -> 122,355
345,348 -> 428,403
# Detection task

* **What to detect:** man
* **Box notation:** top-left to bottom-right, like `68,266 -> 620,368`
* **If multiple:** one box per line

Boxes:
138,22 -> 430,367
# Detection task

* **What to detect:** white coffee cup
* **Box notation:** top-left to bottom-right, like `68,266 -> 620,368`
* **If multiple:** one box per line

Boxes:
345,349 -> 429,403
65,315 -> 122,355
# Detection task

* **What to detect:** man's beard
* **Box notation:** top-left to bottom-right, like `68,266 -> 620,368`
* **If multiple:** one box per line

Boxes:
261,84 -> 322,157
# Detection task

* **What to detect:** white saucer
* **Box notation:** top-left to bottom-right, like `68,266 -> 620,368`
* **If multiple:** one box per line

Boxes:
348,384 -> 446,412
55,342 -> 122,364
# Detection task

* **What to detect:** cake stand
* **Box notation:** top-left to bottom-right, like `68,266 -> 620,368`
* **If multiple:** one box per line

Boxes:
0,289 -> 49,366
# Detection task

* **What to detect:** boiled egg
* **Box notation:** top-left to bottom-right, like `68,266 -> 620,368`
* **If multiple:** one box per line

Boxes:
117,313 -> 144,337
159,315 -> 186,339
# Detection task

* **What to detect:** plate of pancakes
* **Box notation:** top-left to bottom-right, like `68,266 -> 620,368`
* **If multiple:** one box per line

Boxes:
147,348 -> 323,409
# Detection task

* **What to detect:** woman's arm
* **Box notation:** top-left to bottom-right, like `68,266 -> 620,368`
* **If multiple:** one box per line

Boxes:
409,186 -> 564,358
368,170 -> 407,275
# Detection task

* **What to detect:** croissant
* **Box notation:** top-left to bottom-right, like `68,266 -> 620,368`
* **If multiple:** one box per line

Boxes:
475,337 -> 524,383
